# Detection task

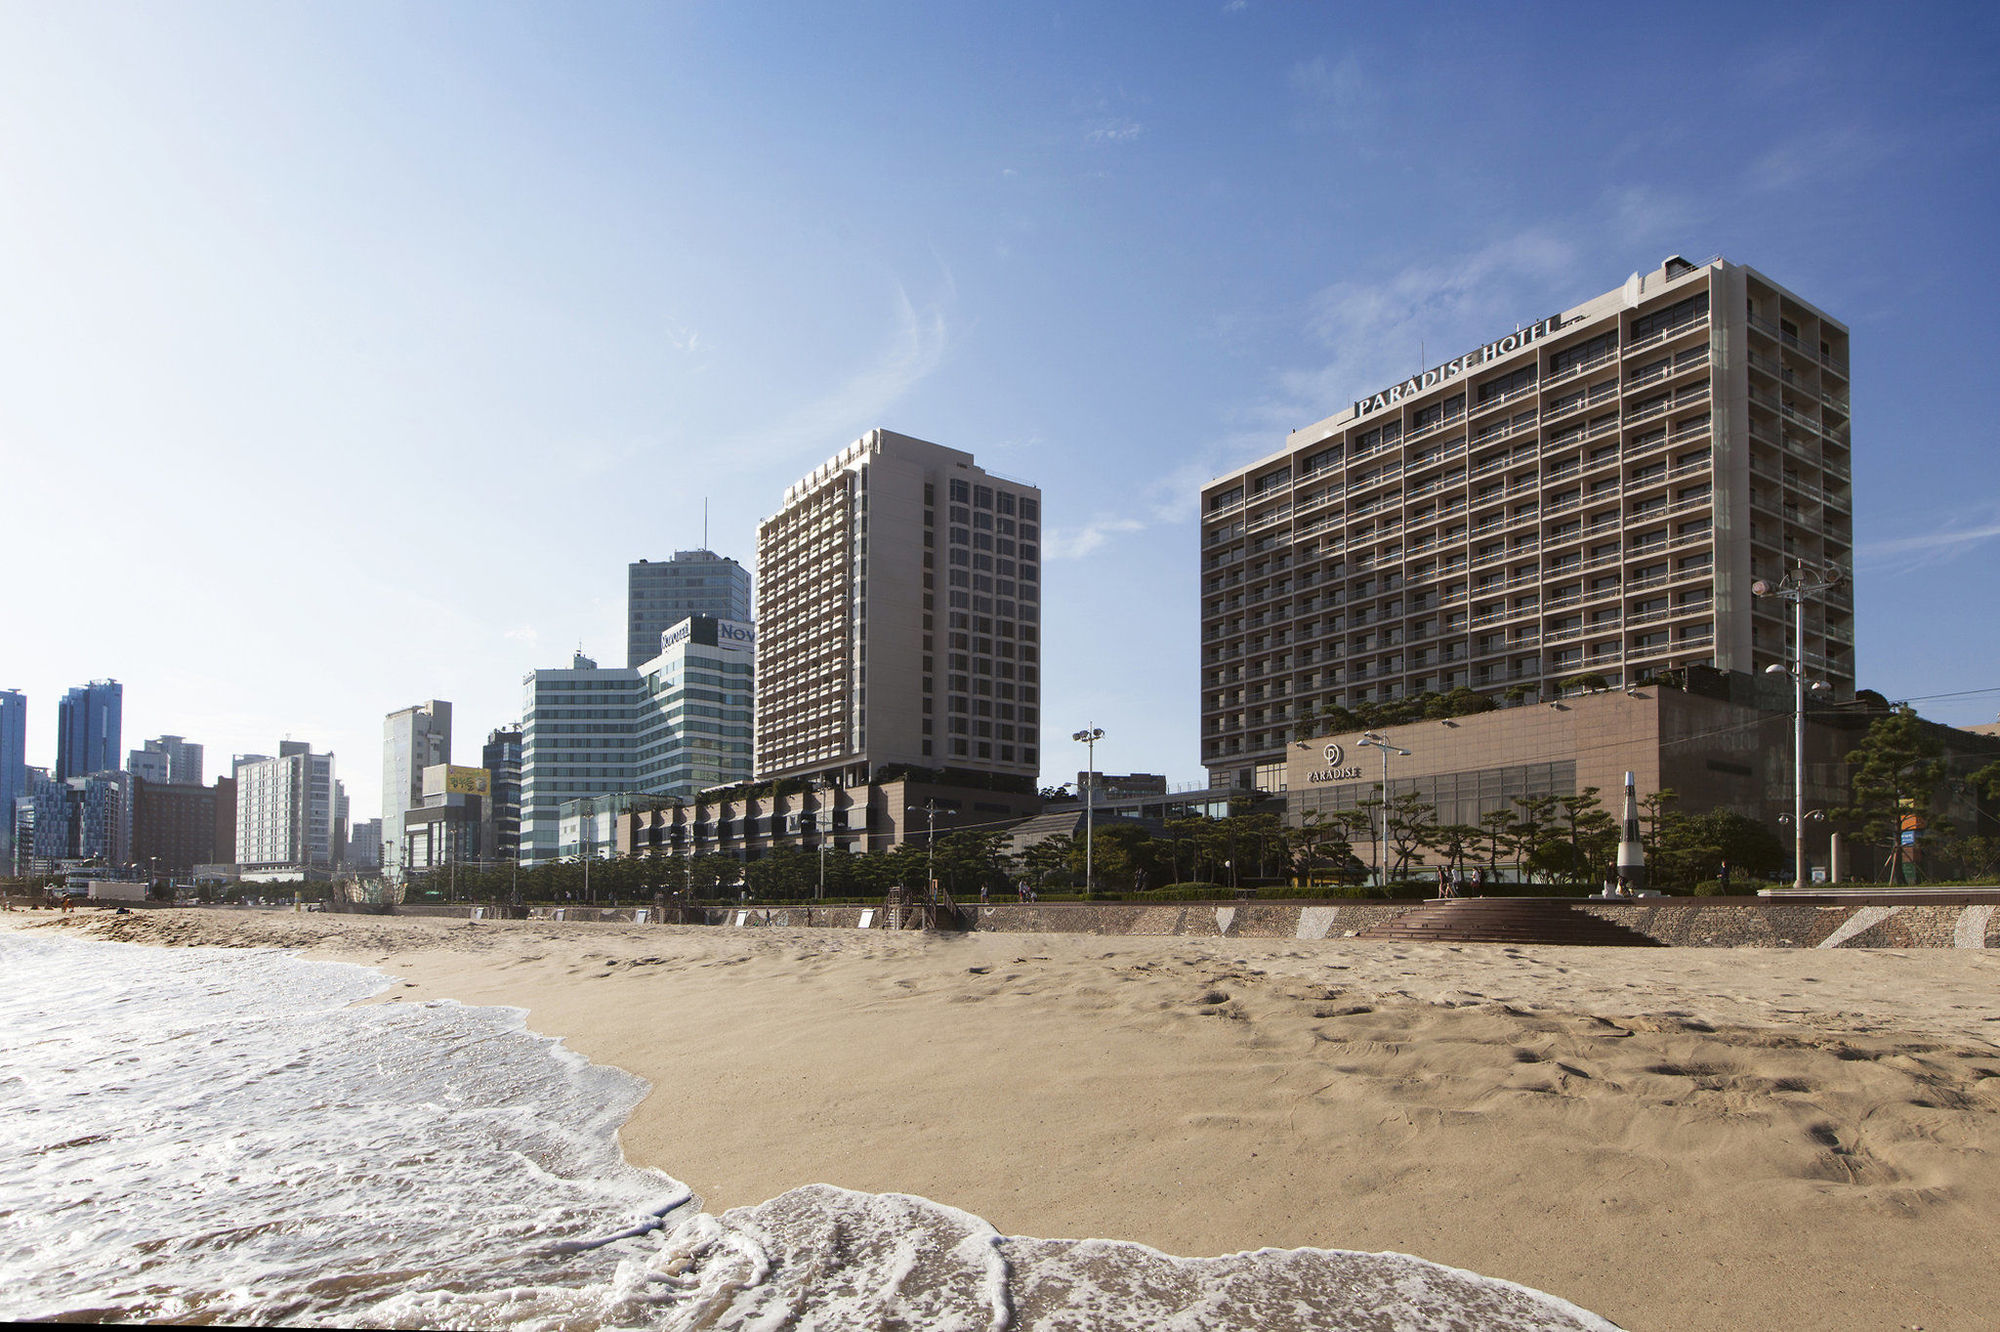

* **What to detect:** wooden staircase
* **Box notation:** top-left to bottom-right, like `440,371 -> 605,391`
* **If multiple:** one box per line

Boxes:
884,879 -> 965,931
1353,897 -> 1664,947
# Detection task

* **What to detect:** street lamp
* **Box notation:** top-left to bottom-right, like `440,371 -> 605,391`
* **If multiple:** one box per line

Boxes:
816,774 -> 836,900
1355,732 -> 1411,890
1753,561 -> 1844,890
1072,728 -> 1104,896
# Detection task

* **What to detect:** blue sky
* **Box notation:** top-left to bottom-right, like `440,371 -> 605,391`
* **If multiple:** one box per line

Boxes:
3,2 -> 1997,819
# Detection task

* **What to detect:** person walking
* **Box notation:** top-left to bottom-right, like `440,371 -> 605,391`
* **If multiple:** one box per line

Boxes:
1471,866 -> 1485,895
1436,865 -> 1451,899
1718,860 -> 1732,894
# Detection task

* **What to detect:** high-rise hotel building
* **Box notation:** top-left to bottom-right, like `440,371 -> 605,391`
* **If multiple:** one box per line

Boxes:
755,429 -> 1043,788
1199,256 -> 1854,792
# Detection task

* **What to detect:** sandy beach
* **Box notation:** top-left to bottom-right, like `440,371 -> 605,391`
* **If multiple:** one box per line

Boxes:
17,908 -> 2000,1331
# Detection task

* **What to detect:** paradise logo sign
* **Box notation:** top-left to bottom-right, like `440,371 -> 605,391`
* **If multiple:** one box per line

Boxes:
1307,741 -> 1364,784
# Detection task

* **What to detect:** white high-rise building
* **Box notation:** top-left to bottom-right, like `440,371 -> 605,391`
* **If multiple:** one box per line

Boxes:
381,700 -> 451,879
518,620 -> 755,866
518,653 -> 637,867
754,428 -> 1043,787
235,742 -> 338,873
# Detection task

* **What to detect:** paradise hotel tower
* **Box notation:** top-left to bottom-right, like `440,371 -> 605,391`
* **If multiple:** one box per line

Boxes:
1198,255 -> 1854,793
755,429 -> 1044,788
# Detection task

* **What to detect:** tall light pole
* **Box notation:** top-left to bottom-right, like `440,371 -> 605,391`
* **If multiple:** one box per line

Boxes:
817,774 -> 835,900
1753,561 -> 1843,890
924,798 -> 946,894
1355,732 -> 1410,890
1072,727 -> 1103,896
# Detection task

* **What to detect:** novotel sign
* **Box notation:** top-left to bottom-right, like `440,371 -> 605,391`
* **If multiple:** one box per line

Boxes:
1351,314 -> 1569,419
1306,740 -> 1364,784
660,617 -> 756,654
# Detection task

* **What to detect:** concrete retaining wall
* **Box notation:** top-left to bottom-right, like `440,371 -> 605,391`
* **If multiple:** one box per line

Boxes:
174,895 -> 2000,948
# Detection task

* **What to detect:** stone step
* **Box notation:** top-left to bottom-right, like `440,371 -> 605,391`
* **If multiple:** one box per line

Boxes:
1354,897 -> 1663,947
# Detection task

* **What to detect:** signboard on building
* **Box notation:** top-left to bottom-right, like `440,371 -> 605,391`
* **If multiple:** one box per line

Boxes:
1351,314 -> 1570,418
661,616 -> 756,655
1306,740 -> 1364,784
443,766 -> 490,796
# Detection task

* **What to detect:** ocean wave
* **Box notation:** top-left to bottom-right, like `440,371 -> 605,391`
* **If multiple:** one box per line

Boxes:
626,1182 -> 1621,1331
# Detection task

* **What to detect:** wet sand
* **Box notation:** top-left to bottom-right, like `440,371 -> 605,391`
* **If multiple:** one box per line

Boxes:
19,908 -> 2000,1331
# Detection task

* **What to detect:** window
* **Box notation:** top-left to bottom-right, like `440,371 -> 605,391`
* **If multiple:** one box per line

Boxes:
1551,331 -> 1616,375
1477,365 -> 1536,403
1631,291 -> 1709,341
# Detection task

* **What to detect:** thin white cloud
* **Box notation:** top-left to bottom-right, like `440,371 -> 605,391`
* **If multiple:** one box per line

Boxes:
1281,229 -> 1579,425
1086,119 -> 1144,145
1043,516 -> 1145,560
1746,124 -> 1896,192
1286,52 -> 1382,143
714,277 -> 952,468
1858,512 -> 2000,571
1601,183 -> 1705,252
1288,53 -> 1367,109
1030,230 -> 1584,563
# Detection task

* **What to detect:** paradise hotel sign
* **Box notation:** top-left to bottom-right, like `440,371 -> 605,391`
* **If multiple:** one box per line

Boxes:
1351,314 -> 1569,419
1307,741 -> 1364,784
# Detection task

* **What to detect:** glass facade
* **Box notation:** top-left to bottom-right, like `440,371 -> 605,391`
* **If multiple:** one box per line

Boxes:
519,622 -> 754,866
627,550 -> 753,667
55,680 -> 122,782
0,690 -> 24,863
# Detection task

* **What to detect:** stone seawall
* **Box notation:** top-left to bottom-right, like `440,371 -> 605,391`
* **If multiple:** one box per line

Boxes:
463,897 -> 2000,948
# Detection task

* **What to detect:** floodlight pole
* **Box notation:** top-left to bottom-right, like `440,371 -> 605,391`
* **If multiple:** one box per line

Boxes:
1072,728 -> 1104,896
818,775 -> 834,900
1753,561 -> 1844,890
1357,732 -> 1411,890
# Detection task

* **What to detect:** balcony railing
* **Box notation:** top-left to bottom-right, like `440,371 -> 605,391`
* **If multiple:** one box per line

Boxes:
1543,348 -> 1619,388
1470,382 -> 1539,417
1624,314 -> 1709,355
1626,348 -> 1710,390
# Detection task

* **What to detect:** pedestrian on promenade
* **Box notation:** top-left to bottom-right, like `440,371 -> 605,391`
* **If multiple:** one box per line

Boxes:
1718,860 -> 1732,893
1436,865 -> 1452,899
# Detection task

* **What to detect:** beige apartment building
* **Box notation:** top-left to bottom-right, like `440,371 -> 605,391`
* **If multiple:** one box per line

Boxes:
755,429 -> 1045,789
1200,256 -> 1855,793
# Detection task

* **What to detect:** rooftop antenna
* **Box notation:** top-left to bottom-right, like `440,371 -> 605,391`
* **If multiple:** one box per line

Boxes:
703,497 -> 709,551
